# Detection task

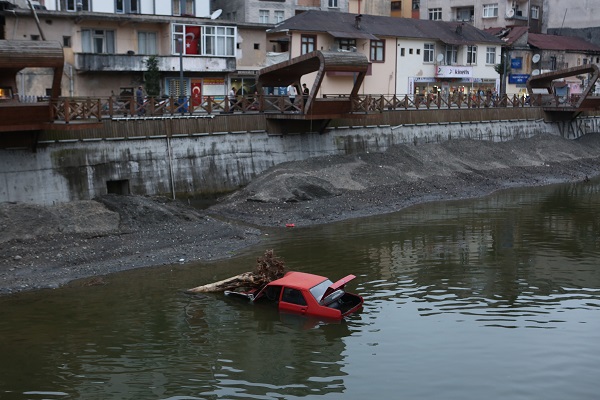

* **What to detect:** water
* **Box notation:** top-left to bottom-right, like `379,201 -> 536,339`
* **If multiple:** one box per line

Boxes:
1,181 -> 599,399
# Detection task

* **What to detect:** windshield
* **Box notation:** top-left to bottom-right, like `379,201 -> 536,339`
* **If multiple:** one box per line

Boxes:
309,279 -> 333,301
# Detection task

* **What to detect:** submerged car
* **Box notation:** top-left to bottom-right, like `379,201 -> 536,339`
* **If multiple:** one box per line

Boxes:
225,271 -> 363,320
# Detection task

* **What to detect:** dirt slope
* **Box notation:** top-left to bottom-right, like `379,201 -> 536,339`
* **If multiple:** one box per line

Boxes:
2,132 -> 600,295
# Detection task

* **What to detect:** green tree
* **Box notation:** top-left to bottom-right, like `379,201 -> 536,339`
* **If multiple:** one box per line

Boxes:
144,56 -> 161,97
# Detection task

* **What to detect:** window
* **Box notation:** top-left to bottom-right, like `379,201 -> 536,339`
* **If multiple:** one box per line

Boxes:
63,36 -> 72,48
456,7 -> 474,21
412,0 -> 419,10
282,288 -> 307,306
445,45 -> 457,64
169,78 -> 187,97
400,47 -> 405,56
0,87 -> 13,100
254,43 -> 260,50
429,7 -> 442,20
116,0 -> 139,14
301,35 -> 316,54
31,35 -> 40,41
138,32 -> 157,55
337,38 -> 356,51
370,40 -> 385,62
486,47 -> 496,64
259,10 -> 269,23
482,4 -> 498,18
531,5 -> 540,19
328,0 -> 338,8
81,29 -> 115,54
172,24 -> 235,56
467,45 -> 477,64
274,10 -> 284,23
391,1 -> 401,11
203,26 -> 236,56
60,0 -> 90,11
423,43 -> 434,63
173,0 -> 194,16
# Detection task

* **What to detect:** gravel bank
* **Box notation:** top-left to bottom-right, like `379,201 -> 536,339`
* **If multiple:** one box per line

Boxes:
2,132 -> 600,295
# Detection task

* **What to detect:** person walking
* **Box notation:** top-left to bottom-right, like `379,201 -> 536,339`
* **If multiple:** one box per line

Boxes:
302,83 -> 309,109
136,85 -> 144,116
287,83 -> 297,112
228,86 -> 236,112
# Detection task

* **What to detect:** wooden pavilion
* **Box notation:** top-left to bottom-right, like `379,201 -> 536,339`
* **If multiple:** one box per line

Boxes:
258,50 -> 370,123
527,64 -> 600,116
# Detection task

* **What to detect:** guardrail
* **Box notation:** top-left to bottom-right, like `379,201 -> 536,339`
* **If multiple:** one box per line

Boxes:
44,92 -> 580,123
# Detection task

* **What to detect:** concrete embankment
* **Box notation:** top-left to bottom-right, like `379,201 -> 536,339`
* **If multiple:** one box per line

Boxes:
1,109 -> 600,205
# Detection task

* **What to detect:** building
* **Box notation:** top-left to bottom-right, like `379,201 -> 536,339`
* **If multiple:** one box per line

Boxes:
543,0 -> 600,47
266,10 -> 502,97
0,0 -> 270,100
487,26 -> 600,96
211,0 -> 352,24
419,0 -> 543,33
211,0 -> 422,25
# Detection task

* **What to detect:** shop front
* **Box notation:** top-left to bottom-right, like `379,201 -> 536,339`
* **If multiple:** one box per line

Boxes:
409,65 -> 499,100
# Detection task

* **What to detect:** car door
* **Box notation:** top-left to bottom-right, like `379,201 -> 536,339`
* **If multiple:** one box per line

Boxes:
279,287 -> 308,315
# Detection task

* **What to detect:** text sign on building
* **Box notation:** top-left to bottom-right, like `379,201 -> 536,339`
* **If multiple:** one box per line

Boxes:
509,74 -> 530,84
511,58 -> 523,69
436,66 -> 473,78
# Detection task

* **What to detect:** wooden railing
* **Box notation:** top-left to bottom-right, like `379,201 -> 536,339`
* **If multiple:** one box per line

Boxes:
44,92 -> 579,123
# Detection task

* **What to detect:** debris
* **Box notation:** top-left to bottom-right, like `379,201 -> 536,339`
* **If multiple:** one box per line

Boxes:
186,249 -> 286,293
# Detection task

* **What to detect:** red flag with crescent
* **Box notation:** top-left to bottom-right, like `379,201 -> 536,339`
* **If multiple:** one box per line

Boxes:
185,26 -> 200,55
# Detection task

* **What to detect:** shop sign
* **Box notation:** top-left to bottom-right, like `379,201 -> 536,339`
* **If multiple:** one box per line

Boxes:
509,74 -> 530,84
204,78 -> 225,85
413,77 -> 437,83
436,66 -> 473,78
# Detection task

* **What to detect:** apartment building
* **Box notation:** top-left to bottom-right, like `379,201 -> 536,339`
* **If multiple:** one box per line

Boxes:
5,0 -> 211,16
544,0 -> 600,47
419,0 -> 543,33
211,0 -> 419,24
211,0 -> 351,24
267,10 -> 502,97
0,0 -> 270,99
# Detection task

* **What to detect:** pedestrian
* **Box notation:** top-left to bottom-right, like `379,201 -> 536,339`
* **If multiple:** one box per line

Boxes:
229,86 -> 236,112
302,83 -> 309,109
136,85 -> 144,116
287,83 -> 297,111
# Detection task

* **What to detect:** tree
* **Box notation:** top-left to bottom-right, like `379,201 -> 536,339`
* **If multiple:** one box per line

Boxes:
143,56 -> 161,97
495,52 -> 511,98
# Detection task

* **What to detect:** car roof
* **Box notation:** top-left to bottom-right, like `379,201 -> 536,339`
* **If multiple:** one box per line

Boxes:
269,271 -> 328,290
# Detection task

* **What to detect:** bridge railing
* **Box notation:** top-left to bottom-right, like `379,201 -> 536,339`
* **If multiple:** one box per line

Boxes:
46,92 -> 579,122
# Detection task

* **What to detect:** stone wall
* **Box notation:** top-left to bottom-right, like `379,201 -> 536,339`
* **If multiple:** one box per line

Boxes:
2,115 -> 599,205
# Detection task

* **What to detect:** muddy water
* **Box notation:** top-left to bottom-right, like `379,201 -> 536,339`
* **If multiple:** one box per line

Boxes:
1,180 -> 599,399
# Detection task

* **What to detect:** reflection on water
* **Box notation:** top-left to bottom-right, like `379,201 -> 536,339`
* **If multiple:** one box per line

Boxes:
1,180 -> 599,399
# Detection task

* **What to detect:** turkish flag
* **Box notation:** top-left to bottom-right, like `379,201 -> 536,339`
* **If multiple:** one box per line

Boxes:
185,26 -> 200,55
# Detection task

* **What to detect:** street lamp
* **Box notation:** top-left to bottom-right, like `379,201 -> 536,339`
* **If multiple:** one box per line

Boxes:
178,37 -> 185,115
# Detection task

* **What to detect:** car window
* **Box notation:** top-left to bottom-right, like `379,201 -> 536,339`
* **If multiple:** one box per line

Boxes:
281,288 -> 307,306
264,285 -> 281,302
309,279 -> 333,301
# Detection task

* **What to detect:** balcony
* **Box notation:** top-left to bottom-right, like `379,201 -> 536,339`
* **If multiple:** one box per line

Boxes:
506,9 -> 528,21
75,53 -> 236,73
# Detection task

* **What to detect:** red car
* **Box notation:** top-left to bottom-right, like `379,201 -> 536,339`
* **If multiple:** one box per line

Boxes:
225,271 -> 363,320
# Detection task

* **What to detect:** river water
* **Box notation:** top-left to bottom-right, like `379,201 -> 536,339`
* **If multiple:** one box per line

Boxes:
1,180 -> 599,400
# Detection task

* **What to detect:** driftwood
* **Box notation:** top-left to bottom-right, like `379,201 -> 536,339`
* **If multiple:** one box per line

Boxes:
186,249 -> 286,294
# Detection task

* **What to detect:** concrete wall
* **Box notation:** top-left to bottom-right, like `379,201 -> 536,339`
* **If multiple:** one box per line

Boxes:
3,115 -> 600,205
